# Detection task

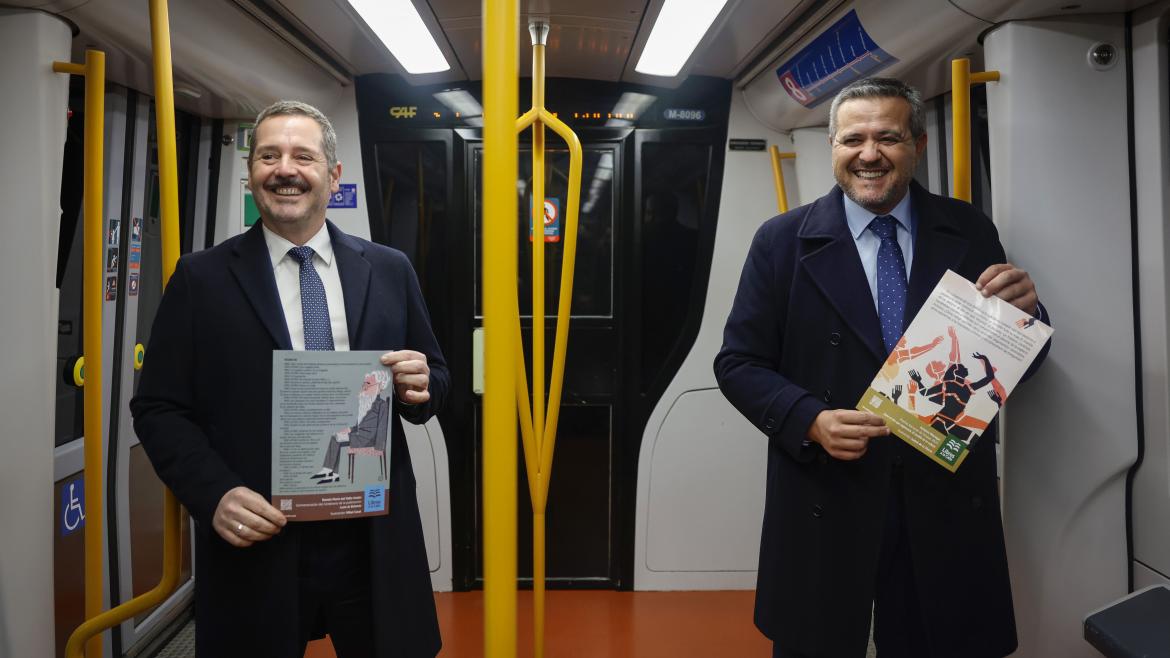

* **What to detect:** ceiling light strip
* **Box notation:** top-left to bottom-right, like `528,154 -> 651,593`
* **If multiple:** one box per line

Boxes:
635,0 -> 730,77
346,0 -> 450,74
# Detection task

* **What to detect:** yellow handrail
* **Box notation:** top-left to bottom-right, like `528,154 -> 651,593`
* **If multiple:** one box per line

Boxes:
63,1 -> 185,654
513,21 -> 583,658
951,58 -> 999,203
53,48 -> 105,658
768,146 -> 795,213
483,2 -> 520,657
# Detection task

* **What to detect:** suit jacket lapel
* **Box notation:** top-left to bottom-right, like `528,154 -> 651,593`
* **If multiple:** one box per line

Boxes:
328,221 -> 371,348
906,182 -> 969,319
229,223 -> 292,350
799,188 -> 886,363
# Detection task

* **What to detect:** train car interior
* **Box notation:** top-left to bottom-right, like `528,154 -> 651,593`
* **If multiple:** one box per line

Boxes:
1,0 -> 1169,655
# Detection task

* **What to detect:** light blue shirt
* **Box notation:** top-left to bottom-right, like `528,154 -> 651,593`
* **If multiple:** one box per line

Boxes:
843,192 -> 915,313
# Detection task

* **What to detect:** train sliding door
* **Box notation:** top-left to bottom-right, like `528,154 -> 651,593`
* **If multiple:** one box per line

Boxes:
357,75 -> 730,591
468,136 -> 627,588
53,84 -> 198,657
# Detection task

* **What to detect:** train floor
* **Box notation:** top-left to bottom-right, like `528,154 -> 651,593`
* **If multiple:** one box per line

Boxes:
153,589 -> 879,656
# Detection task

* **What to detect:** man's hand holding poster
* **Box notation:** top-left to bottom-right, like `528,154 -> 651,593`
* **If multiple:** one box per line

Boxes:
857,270 -> 1053,472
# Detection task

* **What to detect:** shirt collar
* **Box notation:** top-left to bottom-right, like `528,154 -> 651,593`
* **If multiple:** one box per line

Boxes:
844,191 -> 914,240
261,221 -> 334,269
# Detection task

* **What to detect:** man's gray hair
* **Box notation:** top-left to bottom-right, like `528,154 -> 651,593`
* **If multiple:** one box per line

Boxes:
369,369 -> 391,391
247,100 -> 338,170
828,78 -> 926,140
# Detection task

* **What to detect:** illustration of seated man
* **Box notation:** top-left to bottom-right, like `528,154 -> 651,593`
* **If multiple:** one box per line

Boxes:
909,352 -> 996,442
311,369 -> 391,484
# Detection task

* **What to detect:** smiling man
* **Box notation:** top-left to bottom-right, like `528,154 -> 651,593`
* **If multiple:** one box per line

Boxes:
132,101 -> 448,657
715,78 -> 1050,657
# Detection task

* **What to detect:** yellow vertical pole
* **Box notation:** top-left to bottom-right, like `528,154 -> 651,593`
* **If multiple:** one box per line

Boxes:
951,58 -> 999,203
151,0 -> 180,284
483,2 -> 519,657
952,58 -> 972,202
768,146 -> 795,213
81,48 -> 106,658
528,21 -> 549,658
148,0 -> 184,627
52,49 -> 108,658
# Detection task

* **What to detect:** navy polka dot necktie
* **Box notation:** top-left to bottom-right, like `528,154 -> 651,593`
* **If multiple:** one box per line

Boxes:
288,246 -> 334,351
868,215 -> 908,353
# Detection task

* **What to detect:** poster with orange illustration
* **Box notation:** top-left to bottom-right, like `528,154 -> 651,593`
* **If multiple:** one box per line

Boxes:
857,270 -> 1053,472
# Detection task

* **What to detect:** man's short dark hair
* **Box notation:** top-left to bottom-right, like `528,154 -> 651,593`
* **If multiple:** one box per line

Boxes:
828,78 -> 926,140
247,100 -> 338,170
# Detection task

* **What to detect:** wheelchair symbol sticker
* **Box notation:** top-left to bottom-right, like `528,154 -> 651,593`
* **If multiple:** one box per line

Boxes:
61,477 -> 85,536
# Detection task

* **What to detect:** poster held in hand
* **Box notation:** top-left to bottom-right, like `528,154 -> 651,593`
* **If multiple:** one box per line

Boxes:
857,270 -> 1052,472
271,350 -> 393,520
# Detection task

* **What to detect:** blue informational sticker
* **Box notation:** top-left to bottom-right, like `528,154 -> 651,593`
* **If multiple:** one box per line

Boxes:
61,477 -> 86,536
363,485 -> 386,513
775,10 -> 898,108
328,183 -> 359,209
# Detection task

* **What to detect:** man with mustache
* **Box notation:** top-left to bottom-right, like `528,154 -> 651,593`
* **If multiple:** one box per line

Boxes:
132,100 -> 447,657
715,78 -> 1049,657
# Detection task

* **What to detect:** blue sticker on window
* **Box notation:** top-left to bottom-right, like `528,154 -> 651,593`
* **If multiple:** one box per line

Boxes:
328,183 -> 358,209
61,477 -> 86,536
363,485 -> 386,513
775,10 -> 898,108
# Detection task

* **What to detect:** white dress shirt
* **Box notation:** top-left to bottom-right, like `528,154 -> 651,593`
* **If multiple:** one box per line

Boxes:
261,222 -> 350,351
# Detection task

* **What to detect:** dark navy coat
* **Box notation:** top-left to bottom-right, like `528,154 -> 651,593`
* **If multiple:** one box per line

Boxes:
131,221 -> 447,657
715,182 -> 1049,658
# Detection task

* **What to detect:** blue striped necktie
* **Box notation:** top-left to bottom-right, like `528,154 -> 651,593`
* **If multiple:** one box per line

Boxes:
868,215 -> 908,353
288,246 -> 334,351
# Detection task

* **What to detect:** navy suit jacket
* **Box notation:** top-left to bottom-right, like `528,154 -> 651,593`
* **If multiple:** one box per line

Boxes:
715,182 -> 1049,657
131,221 -> 448,657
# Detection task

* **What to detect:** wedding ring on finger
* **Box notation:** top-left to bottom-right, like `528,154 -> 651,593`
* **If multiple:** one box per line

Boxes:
236,522 -> 245,535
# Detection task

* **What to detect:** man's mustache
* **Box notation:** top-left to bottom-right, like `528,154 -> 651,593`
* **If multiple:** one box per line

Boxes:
265,176 -> 308,191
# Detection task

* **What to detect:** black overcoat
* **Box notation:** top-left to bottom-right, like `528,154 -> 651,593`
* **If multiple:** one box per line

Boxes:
131,221 -> 448,657
714,182 -> 1049,658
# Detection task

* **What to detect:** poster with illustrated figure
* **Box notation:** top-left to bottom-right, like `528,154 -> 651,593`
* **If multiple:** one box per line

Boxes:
271,351 -> 392,520
857,270 -> 1053,472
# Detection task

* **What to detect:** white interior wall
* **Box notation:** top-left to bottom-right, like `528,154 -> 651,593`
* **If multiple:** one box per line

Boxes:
984,16 -> 1136,658
1132,1 -> 1170,591
791,127 -> 833,206
634,89 -> 792,590
0,9 -> 71,658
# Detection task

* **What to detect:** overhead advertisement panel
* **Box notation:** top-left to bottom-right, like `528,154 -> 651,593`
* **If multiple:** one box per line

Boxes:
774,10 -> 897,108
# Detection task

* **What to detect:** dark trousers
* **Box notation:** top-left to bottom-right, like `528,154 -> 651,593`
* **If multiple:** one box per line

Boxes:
773,462 -> 929,658
872,462 -> 930,658
297,519 -> 374,657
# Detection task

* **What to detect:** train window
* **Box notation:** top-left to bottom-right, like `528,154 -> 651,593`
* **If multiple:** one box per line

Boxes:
473,147 -> 615,319
638,140 -> 711,391
372,141 -> 449,301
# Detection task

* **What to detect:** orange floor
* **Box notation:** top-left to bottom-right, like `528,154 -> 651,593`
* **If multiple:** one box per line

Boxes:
305,590 -> 770,657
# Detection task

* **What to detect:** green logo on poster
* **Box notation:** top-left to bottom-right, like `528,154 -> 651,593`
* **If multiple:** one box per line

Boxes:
935,436 -> 966,465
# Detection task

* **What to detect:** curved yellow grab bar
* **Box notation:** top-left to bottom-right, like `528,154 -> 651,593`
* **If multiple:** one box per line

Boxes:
53,47 -> 105,658
951,58 -> 999,203
512,21 -> 583,658
64,1 -> 185,655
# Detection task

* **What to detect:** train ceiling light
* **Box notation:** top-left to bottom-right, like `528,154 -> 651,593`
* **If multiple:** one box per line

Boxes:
635,0 -> 730,77
347,0 -> 450,74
